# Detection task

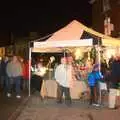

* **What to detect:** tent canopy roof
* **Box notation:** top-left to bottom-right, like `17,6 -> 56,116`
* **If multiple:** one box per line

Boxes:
32,20 -> 120,53
46,20 -> 120,46
47,20 -> 84,41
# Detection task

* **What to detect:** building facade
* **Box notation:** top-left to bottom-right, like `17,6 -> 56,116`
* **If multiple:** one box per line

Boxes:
91,0 -> 120,38
13,32 -> 39,59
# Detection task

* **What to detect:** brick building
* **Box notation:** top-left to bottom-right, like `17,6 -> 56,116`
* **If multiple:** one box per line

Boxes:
91,0 -> 120,38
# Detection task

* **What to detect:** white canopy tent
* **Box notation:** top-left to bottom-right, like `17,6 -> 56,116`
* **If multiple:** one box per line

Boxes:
32,20 -> 120,51
31,20 -> 93,53
28,20 -> 120,96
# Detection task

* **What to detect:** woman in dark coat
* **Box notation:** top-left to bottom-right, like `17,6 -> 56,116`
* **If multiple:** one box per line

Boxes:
31,61 -> 47,97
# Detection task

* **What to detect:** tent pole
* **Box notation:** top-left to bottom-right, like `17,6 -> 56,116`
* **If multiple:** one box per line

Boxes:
28,43 -> 32,97
63,48 -> 67,63
63,48 -> 68,94
98,45 -> 102,104
98,46 -> 101,72
97,41 -> 102,104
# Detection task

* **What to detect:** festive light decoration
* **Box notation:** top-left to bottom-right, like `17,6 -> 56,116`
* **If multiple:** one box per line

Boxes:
74,48 -> 83,60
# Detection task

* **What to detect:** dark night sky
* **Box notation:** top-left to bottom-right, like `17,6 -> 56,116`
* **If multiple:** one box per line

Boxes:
0,0 -> 92,38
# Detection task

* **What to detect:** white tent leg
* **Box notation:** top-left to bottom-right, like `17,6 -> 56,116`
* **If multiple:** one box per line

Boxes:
28,47 -> 32,97
99,86 -> 102,104
98,45 -> 101,104
98,46 -> 101,71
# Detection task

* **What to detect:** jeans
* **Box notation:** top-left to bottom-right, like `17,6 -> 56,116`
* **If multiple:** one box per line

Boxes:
57,84 -> 71,105
7,76 -> 21,95
4,76 -> 9,93
89,85 -> 99,104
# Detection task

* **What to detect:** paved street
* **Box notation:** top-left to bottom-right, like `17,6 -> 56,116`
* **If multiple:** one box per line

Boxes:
0,90 -> 29,120
0,90 -> 120,120
15,93 -> 120,120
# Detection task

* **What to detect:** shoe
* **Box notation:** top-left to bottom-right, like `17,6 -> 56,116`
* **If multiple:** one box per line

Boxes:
92,103 -> 100,107
16,95 -> 21,99
7,93 -> 11,97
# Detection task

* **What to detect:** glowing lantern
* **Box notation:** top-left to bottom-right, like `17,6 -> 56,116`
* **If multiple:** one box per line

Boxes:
74,48 -> 83,60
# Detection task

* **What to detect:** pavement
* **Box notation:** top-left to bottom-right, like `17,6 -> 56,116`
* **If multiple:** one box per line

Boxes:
1,89 -> 120,120
14,92 -> 120,120
0,89 -> 29,120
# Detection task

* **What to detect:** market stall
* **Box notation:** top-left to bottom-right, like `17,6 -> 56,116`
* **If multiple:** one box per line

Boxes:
31,39 -> 94,99
28,20 -> 120,99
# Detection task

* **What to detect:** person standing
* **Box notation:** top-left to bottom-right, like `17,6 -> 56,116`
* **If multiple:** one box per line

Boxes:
6,55 -> 22,98
31,60 -> 47,99
88,64 -> 103,106
1,56 -> 9,93
55,56 -> 74,106
0,57 -> 3,90
22,59 -> 29,91
108,55 -> 120,109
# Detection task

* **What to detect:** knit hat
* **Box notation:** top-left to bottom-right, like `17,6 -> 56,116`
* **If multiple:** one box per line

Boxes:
93,64 -> 99,71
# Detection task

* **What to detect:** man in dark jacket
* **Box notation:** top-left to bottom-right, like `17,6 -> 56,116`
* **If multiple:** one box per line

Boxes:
109,55 -> 120,109
110,56 -> 120,88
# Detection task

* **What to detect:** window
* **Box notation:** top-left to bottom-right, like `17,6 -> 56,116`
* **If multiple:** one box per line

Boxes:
104,16 -> 114,35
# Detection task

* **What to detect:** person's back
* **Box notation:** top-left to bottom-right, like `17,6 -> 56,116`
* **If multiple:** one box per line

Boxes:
88,64 -> 103,105
88,71 -> 96,87
111,58 -> 120,86
23,60 -> 29,80
108,56 -> 120,109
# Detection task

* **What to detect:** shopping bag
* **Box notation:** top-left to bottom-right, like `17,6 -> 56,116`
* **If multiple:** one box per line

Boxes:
99,81 -> 107,90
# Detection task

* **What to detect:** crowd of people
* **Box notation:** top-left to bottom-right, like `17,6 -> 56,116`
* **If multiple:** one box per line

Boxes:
0,53 -> 120,109
0,55 -> 29,98
54,54 -> 120,108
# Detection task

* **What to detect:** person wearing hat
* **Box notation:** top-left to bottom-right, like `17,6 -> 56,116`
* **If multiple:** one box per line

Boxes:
88,64 -> 103,106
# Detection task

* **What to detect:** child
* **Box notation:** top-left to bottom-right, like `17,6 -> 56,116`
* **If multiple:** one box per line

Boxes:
88,64 -> 103,106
